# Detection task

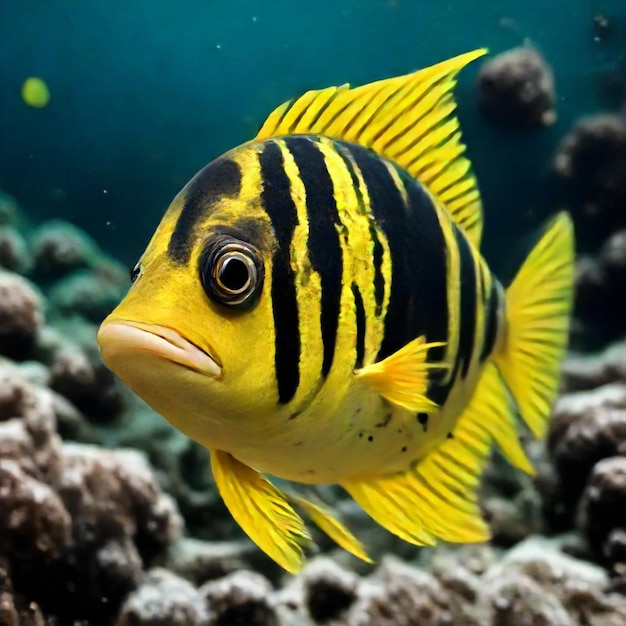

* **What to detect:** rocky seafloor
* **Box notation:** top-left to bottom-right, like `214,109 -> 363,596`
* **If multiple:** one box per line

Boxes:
2,46 -> 626,625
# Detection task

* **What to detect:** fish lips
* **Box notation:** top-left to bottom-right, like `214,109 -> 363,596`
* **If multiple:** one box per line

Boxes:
97,320 -> 222,379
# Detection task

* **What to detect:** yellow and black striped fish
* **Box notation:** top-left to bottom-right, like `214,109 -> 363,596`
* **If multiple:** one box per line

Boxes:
97,49 -> 574,572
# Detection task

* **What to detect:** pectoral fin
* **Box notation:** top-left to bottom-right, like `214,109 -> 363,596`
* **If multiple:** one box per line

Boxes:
354,336 -> 447,413
210,450 -> 312,573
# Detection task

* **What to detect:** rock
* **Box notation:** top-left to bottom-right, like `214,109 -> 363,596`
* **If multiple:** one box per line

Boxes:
0,271 -> 44,360
0,459 -> 72,561
165,538 -> 257,586
582,457 -> 626,572
0,191 -> 20,227
477,46 -> 556,130
57,445 -> 183,553
554,114 -> 626,242
545,384 -> 626,530
30,220 -> 97,279
348,557 -> 454,626
480,536 -> 626,625
49,266 -> 129,324
572,235 -> 626,348
300,558 -> 359,624
0,227 -> 29,274
49,345 -> 125,421
481,572 -> 574,626
201,570 -> 277,626
117,568 -> 209,626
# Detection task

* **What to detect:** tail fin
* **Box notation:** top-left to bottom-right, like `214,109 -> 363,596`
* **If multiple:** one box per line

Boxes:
493,212 -> 575,439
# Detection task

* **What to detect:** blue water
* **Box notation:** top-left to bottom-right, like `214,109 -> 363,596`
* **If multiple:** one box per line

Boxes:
1,0 -> 625,271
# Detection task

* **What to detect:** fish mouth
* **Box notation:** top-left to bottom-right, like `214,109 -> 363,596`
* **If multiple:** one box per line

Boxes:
97,320 -> 223,379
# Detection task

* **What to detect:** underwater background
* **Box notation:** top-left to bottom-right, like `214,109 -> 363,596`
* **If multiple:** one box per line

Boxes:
2,1 -> 626,625
3,0 -> 625,269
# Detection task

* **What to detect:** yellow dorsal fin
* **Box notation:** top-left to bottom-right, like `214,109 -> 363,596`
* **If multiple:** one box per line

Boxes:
342,361 -> 532,547
256,49 -> 487,247
210,450 -> 312,573
354,336 -> 448,413
289,494 -> 372,563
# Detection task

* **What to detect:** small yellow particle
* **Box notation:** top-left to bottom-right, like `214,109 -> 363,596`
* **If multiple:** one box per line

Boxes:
21,77 -> 50,108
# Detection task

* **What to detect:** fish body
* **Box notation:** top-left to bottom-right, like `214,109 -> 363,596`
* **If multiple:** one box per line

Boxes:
98,50 -> 574,572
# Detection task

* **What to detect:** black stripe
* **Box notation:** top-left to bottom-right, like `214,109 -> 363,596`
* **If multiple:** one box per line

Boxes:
168,158 -> 242,264
454,225 -> 477,378
480,279 -> 500,361
258,141 -> 300,404
352,283 -> 366,369
370,224 -> 385,317
284,136 -> 342,378
343,142 -> 449,398
334,143 -> 385,316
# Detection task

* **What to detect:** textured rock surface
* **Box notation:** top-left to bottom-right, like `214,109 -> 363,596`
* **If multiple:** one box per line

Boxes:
0,271 -> 43,360
476,46 -> 556,130
554,114 -> 626,242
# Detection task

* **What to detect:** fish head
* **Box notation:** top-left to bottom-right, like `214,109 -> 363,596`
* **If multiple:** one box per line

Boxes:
97,142 -> 286,445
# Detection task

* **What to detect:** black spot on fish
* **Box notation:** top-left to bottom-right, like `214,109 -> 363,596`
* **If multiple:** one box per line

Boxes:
447,432 -> 454,439
352,283 -> 366,370
284,137 -> 342,380
367,435 -> 373,442
258,140 -> 301,404
401,446 -> 408,453
169,157 -> 242,264
358,432 -> 363,438
417,413 -> 429,432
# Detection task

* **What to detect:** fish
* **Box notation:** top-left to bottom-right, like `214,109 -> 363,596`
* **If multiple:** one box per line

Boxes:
97,49 -> 575,573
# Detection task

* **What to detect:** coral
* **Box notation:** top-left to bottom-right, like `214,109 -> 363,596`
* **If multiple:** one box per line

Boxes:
544,383 -> 626,531
48,264 -> 129,325
49,344 -> 125,421
0,191 -> 20,227
582,457 -> 626,576
348,557 -> 453,626
117,568 -> 209,626
30,220 -> 97,279
165,538 -> 258,586
0,226 -> 30,274
561,343 -> 626,392
572,232 -> 626,349
0,271 -> 44,360
476,46 -> 556,130
554,114 -> 626,242
0,363 -> 183,625
201,570 -> 277,626
300,558 -> 359,624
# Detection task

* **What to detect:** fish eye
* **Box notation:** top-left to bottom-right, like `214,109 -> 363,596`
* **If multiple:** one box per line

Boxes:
130,262 -> 143,283
200,237 -> 264,310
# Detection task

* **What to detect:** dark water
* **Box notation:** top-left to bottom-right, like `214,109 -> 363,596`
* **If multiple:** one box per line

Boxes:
1,0 -> 624,272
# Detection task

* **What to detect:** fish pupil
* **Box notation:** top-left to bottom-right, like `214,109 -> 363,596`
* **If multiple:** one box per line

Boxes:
218,255 -> 252,293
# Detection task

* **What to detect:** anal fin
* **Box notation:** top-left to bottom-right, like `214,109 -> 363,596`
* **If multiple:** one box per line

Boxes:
342,361 -> 532,545
289,494 -> 371,563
